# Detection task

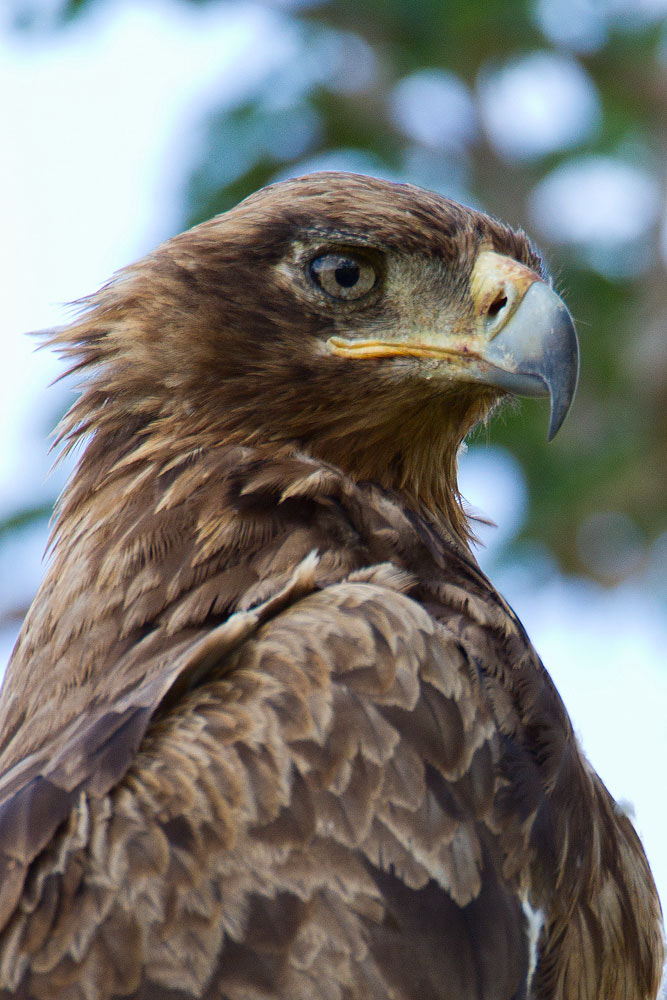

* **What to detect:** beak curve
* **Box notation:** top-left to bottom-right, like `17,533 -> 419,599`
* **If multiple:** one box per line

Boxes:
476,277 -> 579,440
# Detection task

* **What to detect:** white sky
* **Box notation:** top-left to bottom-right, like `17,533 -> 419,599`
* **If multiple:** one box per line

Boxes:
1,0 -> 666,944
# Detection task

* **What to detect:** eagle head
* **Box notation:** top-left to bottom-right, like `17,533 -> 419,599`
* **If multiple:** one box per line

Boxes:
51,171 -> 578,538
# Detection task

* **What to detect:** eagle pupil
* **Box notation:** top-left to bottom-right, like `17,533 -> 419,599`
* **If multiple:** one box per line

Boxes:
335,261 -> 360,288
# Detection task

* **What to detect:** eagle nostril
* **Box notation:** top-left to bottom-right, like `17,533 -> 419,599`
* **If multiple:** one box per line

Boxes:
487,293 -> 508,318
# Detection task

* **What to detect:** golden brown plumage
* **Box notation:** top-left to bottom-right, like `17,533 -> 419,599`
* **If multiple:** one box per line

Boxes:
0,172 -> 662,999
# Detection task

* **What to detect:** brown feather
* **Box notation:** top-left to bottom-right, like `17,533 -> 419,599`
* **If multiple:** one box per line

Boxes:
0,172 -> 661,999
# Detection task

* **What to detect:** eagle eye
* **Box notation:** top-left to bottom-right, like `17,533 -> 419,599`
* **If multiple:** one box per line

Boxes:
309,253 -> 377,301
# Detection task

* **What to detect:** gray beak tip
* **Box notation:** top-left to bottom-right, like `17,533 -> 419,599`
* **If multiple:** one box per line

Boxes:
481,280 -> 580,441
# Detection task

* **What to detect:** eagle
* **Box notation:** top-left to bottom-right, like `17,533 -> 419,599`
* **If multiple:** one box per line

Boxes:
0,172 -> 662,1000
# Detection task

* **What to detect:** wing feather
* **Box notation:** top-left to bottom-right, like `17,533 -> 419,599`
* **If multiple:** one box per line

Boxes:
0,451 -> 661,999
0,578 -> 530,999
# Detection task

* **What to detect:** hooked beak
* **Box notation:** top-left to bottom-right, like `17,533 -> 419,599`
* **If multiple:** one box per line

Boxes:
471,252 -> 579,440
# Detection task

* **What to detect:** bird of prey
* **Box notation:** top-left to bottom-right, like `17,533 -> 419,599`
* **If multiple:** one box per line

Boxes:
0,172 -> 662,1000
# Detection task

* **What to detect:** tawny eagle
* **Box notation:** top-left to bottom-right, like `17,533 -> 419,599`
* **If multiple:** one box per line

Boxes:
0,172 -> 662,1000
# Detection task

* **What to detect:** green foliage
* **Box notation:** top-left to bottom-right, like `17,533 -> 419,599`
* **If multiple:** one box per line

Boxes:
0,502 -> 53,538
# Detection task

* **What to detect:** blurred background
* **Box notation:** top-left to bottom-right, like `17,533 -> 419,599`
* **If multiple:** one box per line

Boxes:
1,0 -> 666,956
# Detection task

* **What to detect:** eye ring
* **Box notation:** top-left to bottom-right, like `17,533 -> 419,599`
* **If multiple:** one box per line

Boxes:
309,253 -> 377,301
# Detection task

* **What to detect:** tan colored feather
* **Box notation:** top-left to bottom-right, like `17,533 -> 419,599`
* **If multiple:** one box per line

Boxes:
0,172 -> 662,999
